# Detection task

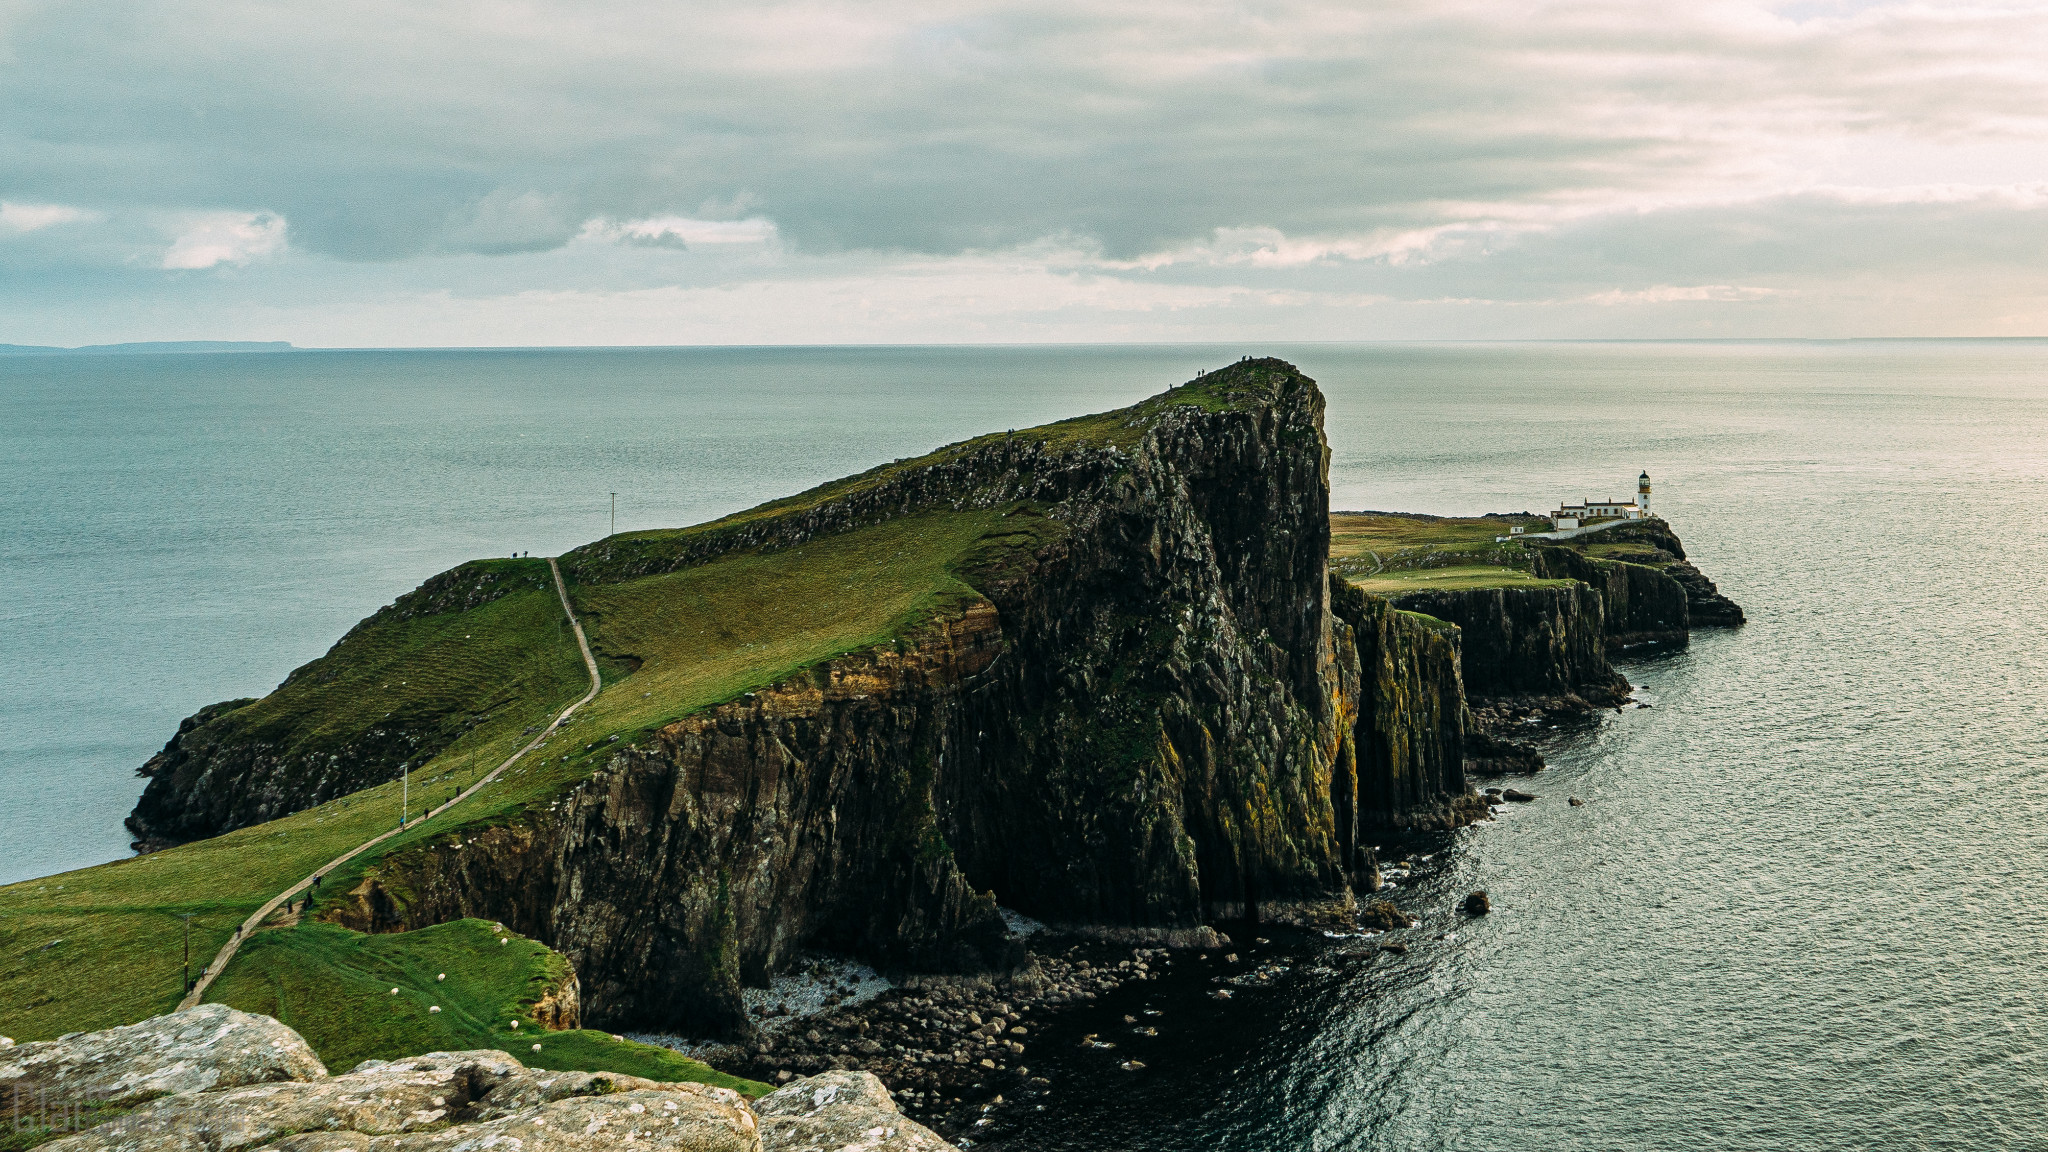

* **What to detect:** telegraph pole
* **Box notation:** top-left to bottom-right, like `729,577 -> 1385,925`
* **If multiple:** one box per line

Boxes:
401,766 -> 408,828
610,492 -> 617,537
180,913 -> 194,994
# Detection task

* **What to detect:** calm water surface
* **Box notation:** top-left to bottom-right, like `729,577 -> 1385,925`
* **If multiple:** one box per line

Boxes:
4,342 -> 2043,1149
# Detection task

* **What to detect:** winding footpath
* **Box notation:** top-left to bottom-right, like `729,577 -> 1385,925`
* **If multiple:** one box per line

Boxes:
178,558 -> 602,1010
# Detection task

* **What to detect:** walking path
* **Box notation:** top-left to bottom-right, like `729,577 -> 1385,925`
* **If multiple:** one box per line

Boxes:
178,558 -> 602,1010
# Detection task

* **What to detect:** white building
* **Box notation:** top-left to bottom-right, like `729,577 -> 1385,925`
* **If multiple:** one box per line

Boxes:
1550,471 -> 1651,529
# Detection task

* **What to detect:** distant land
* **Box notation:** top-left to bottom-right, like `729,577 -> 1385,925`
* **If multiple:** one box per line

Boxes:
0,340 -> 294,355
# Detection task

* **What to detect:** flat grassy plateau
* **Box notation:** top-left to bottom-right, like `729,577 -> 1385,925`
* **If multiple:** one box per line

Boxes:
1331,511 -> 1572,595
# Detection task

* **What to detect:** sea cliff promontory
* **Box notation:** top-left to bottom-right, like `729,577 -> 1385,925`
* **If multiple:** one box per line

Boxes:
4,359 -> 1739,1136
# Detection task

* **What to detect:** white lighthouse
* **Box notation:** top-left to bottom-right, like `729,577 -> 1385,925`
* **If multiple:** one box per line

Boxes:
1637,470 -> 1651,514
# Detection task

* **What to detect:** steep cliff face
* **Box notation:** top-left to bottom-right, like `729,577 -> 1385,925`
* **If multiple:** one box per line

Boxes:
1329,580 -> 1478,835
1388,582 -> 1629,708
1529,546 -> 1690,651
315,359 -> 1434,1036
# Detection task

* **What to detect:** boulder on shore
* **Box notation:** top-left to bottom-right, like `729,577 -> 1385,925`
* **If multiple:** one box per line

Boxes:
1463,891 -> 1491,915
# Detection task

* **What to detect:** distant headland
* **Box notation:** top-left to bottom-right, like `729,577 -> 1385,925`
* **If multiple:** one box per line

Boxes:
0,341 -> 294,355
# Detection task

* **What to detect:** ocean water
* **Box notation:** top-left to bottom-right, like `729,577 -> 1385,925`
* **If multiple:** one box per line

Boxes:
4,342 -> 2045,1148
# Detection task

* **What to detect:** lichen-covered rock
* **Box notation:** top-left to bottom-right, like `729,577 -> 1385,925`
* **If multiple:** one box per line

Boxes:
48,1050 -> 521,1152
754,1071 -> 952,1152
469,1066 -> 673,1117
26,1011 -> 951,1152
0,1005 -> 326,1106
41,1043 -> 766,1152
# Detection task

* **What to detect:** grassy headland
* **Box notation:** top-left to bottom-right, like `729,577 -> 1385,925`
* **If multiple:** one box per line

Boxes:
0,365 -> 1256,1064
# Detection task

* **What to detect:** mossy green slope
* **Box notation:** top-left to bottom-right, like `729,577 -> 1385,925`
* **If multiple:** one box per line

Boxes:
128,559 -> 588,845
0,375 -> 1143,1051
207,918 -> 765,1094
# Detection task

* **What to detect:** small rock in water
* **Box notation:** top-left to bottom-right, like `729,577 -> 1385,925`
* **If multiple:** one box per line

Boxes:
1120,1060 -> 1146,1071
1502,789 -> 1536,802
1569,796 -> 1585,806
1463,891 -> 1491,915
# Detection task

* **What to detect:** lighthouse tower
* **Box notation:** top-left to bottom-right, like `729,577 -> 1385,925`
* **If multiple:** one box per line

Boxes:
1637,470 -> 1651,514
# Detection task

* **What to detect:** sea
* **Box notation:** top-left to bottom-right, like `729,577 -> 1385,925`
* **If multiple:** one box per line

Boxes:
3,342 -> 2044,1149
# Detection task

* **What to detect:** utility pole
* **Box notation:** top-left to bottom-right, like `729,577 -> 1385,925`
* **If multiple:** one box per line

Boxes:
610,492 -> 617,537
180,913 -> 193,994
401,766 -> 408,829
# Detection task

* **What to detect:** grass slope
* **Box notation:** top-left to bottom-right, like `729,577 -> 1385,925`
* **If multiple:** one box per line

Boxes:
0,367 -> 1237,1058
0,509 -> 1061,1049
1330,511 -> 1557,591
1348,565 -> 1575,595
208,919 -> 765,1094
158,561 -> 587,820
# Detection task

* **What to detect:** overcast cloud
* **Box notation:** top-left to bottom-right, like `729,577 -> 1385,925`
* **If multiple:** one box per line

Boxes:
5,0 -> 2048,343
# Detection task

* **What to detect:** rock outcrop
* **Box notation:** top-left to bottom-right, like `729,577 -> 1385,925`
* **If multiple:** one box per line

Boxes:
754,1071 -> 954,1152
30,1010 -> 951,1152
328,360 -> 1408,1036
1,1004 -> 327,1106
1388,581 -> 1629,709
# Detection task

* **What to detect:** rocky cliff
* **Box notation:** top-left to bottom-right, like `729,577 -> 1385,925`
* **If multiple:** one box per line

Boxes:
230,359 -> 1472,1038
1388,581 -> 1629,710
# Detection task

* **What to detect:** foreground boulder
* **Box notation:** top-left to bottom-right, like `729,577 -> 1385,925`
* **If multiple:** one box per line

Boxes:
0,1004 -> 326,1106
754,1071 -> 953,1151
31,1009 -> 953,1152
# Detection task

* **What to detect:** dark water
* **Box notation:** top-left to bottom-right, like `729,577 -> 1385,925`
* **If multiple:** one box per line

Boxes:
6,342 -> 2045,1148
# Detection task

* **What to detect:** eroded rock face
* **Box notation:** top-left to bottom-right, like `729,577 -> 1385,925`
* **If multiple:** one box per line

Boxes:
0,1005 -> 326,1107
1391,581 -> 1628,709
754,1071 -> 953,1152
28,1013 -> 946,1152
326,361 -> 1411,1036
129,361 -> 1487,1038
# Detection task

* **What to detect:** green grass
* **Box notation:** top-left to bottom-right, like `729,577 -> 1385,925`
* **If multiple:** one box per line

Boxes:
154,560 -> 586,813
0,507 -> 1064,1048
207,918 -> 765,1094
564,359 -> 1292,583
1346,565 -> 1575,595
1577,541 -> 1676,566
0,365 -> 1227,1061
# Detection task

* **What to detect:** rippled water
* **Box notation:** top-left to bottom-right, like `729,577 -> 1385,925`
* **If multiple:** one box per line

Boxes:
6,342 -> 2045,1148
990,341 -> 2048,1150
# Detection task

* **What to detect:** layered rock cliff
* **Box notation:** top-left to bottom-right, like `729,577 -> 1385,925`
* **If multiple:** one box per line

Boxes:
291,359 -> 1467,1036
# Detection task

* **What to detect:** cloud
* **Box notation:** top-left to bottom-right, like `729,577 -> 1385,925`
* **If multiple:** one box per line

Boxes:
0,202 -> 95,232
583,216 -> 779,249
161,212 -> 286,269
7,1 -> 2048,339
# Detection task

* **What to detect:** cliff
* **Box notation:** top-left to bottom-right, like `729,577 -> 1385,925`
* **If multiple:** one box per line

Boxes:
1329,580 -> 1480,836
120,359 -> 1478,1041
1387,580 -> 1629,709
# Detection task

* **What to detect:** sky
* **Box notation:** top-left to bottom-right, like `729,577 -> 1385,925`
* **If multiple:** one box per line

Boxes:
6,0 -> 2048,345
